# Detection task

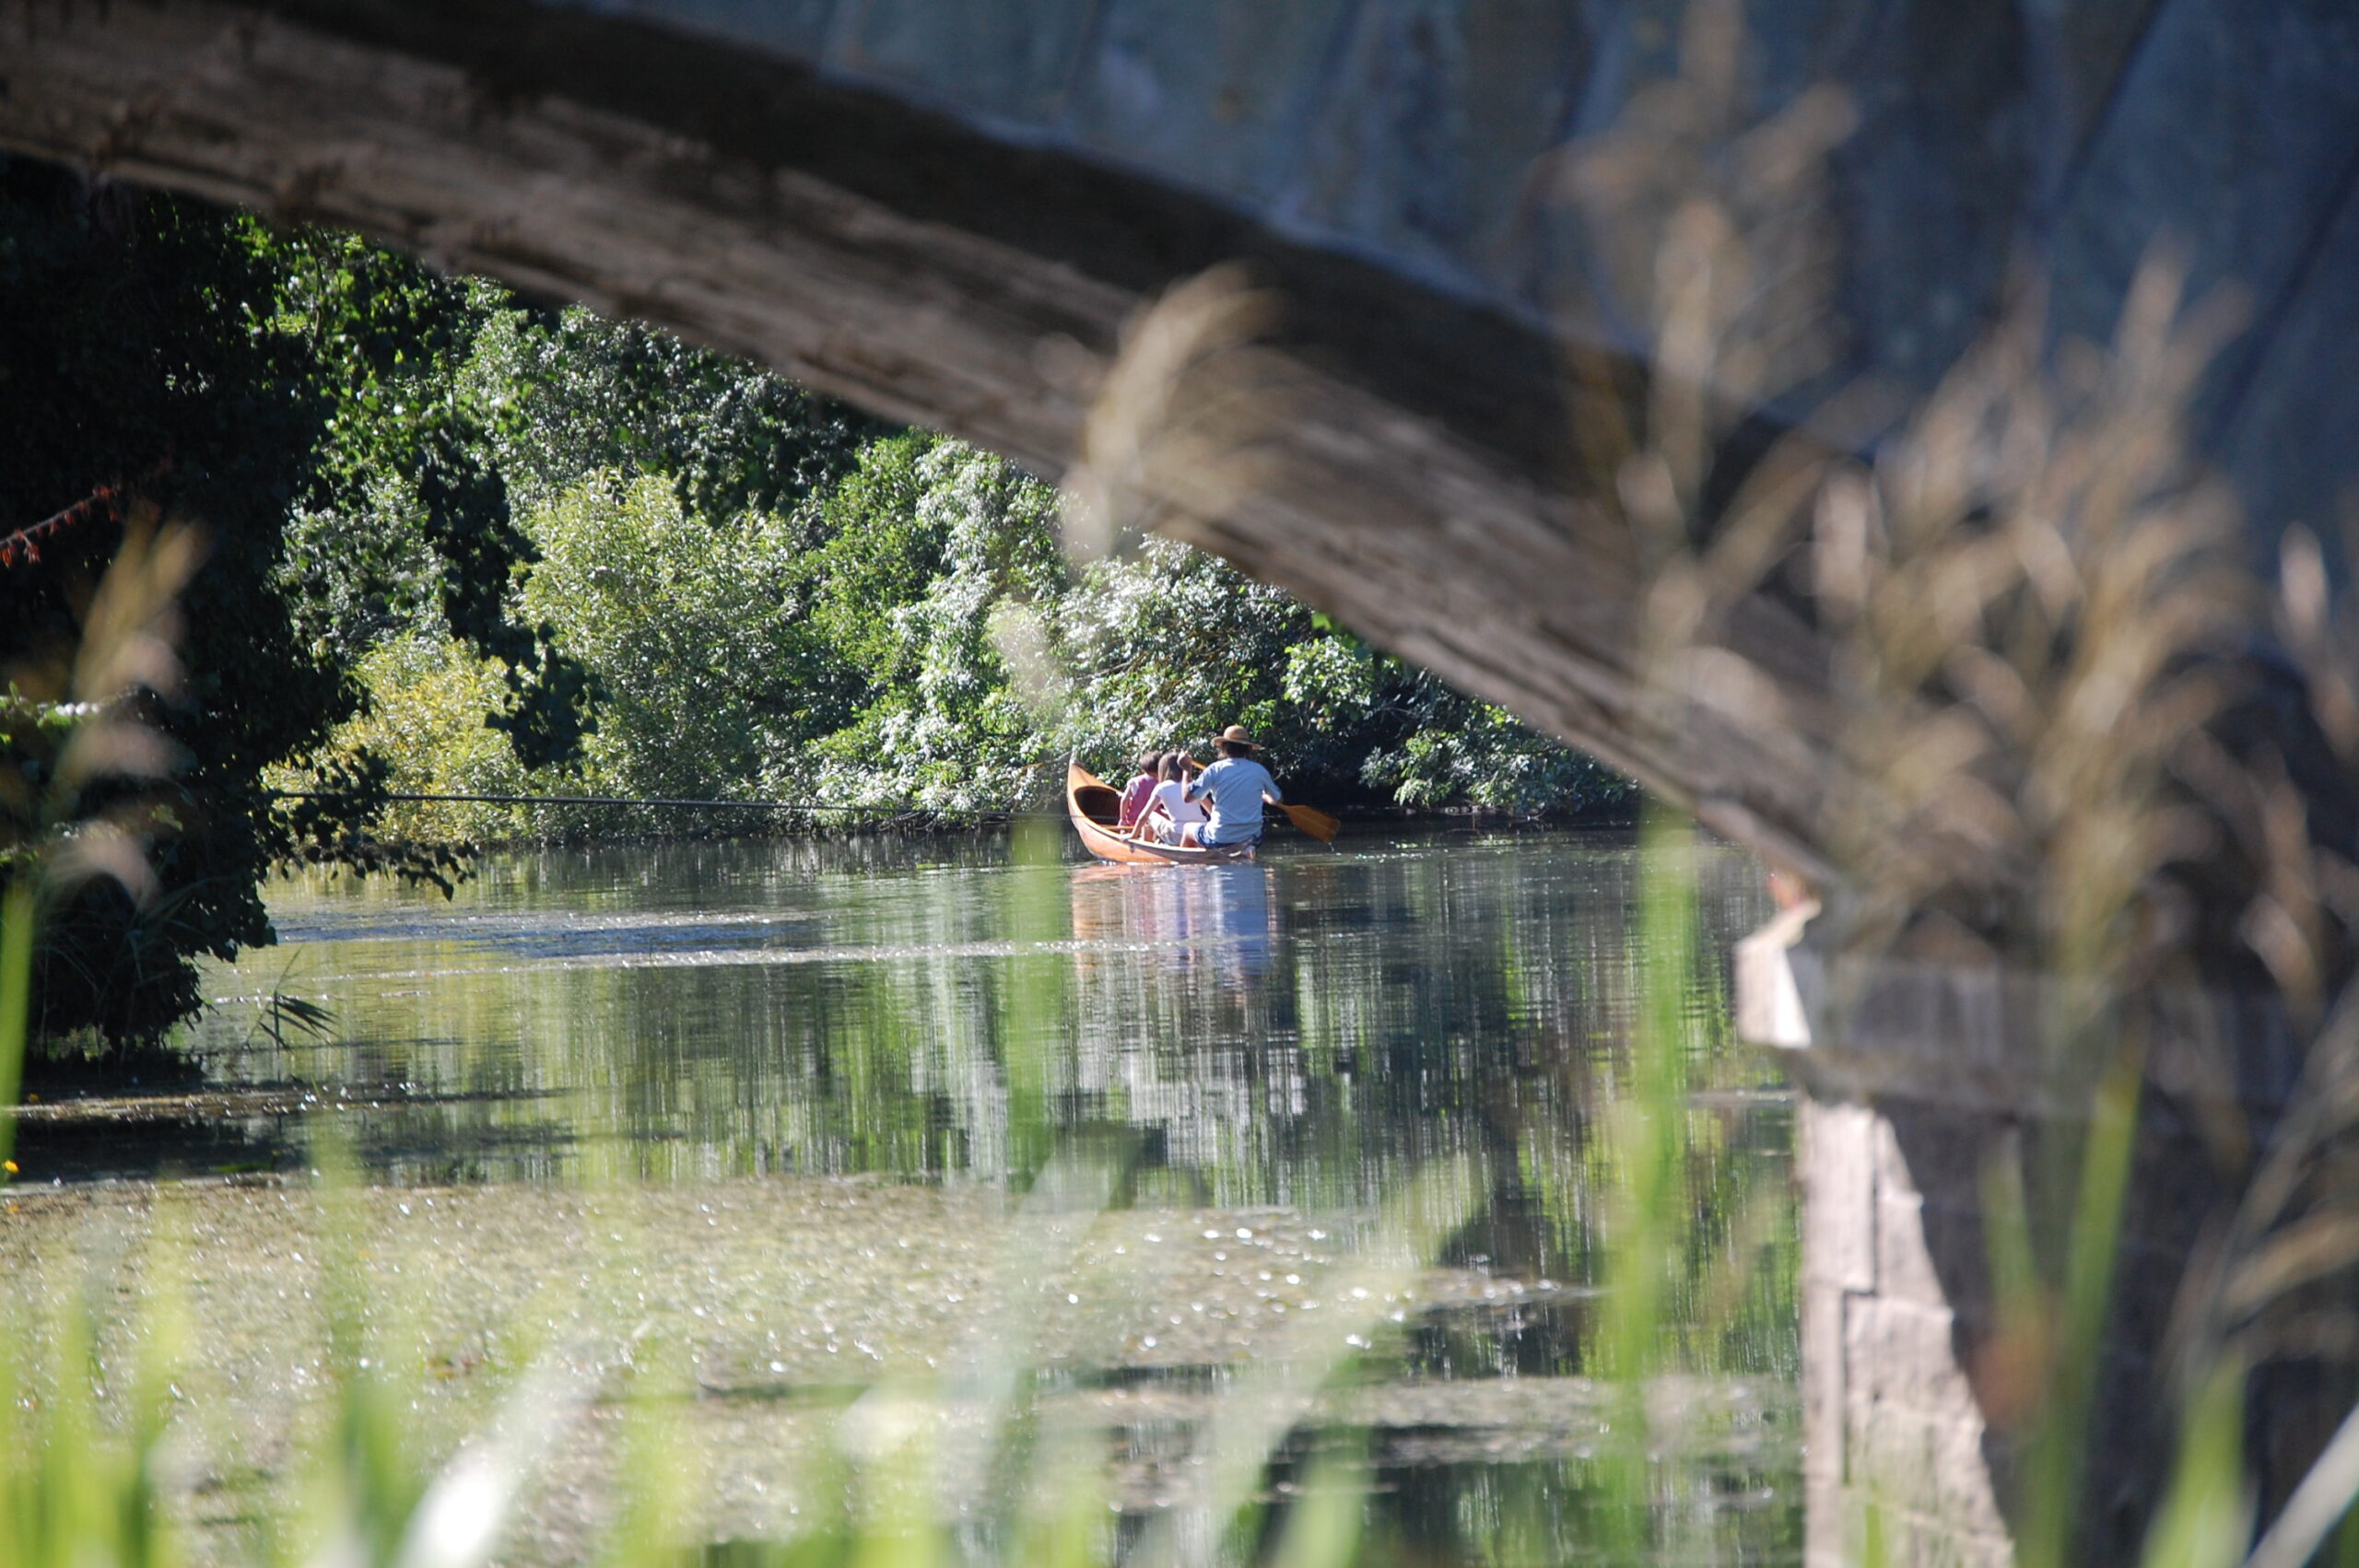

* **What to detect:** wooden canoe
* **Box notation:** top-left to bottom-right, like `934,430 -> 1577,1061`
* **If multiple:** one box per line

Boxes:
1067,765 -> 1255,865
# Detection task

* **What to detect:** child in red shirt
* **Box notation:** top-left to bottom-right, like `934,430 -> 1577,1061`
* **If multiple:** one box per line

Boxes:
1117,752 -> 1159,830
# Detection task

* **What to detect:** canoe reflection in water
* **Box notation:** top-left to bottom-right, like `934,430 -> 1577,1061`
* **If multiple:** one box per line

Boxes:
1069,860 -> 1277,984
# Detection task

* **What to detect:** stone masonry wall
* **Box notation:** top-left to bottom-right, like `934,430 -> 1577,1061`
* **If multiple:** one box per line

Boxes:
1743,903 -> 2331,1568
1799,1094 -> 2013,1568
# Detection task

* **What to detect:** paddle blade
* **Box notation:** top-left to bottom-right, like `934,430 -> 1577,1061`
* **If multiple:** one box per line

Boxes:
1280,802 -> 1341,843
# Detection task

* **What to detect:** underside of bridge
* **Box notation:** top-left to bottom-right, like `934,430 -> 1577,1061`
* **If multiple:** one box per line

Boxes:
5,0 -> 2357,883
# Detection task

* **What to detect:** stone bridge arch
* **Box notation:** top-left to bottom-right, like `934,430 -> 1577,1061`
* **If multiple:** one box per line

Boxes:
12,0 -> 2358,880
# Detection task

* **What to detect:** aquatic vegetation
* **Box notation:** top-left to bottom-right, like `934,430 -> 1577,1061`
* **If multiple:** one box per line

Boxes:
0,823 -> 1795,1567
5,576 -> 1785,1565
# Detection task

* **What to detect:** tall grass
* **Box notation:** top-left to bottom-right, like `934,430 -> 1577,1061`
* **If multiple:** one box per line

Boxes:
1540,6 -> 2359,1565
0,1149 -> 1518,1568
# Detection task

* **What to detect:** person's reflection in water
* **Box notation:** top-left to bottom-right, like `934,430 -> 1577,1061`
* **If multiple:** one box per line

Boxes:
1067,862 -> 1277,983
1191,864 -> 1274,983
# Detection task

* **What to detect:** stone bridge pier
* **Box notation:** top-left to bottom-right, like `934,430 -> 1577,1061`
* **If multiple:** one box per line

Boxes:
1737,905 -> 2337,1567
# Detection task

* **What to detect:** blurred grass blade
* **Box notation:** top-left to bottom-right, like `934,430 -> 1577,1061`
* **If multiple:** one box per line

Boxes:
1129,1159 -> 1477,1568
389,1353 -> 594,1568
2244,1397 -> 2359,1568
2141,1361 -> 2249,1568
2021,1041 -> 2145,1568
0,876 -> 29,1171
1266,1445 -> 1368,1568
933,1153 -> 1117,1515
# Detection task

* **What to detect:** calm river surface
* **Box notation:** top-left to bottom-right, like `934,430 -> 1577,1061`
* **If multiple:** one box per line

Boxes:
14,825 -> 1797,1566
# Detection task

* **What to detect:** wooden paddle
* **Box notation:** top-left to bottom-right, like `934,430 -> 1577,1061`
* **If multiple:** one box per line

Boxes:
1179,754 -> 1341,843
1276,800 -> 1342,843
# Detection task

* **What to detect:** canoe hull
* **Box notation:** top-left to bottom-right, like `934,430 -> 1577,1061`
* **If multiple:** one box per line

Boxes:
1066,765 -> 1254,865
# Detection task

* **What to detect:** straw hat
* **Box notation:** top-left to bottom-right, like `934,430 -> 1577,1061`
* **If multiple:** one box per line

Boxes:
1213,725 -> 1262,749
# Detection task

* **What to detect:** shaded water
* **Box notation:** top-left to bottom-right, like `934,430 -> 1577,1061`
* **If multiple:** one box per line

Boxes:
15,825 -> 1798,1565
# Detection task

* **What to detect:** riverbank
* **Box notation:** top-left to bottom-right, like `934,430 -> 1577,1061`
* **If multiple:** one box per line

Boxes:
344,796 -> 1645,855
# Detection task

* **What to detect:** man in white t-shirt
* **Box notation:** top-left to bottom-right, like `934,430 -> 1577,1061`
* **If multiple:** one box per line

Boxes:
1184,726 -> 1283,848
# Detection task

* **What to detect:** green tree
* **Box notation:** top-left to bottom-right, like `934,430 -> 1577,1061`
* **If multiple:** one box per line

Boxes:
303,636 -> 534,842
0,163 -> 447,1042
1057,538 -> 1312,764
464,303 -> 886,522
522,473 -> 840,803
792,437 -> 1070,811
257,232 -> 597,769
318,430 -> 1634,831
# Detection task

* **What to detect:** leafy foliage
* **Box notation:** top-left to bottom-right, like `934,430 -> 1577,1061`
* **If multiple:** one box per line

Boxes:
311,638 -> 534,843
258,234 -> 593,769
0,163 -> 436,1043
463,303 -> 886,522
790,437 -> 1074,811
311,428 -> 1632,837
525,474 -> 839,804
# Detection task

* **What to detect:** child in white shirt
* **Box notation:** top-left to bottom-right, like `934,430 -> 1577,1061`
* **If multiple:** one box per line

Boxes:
1139,752 -> 1207,845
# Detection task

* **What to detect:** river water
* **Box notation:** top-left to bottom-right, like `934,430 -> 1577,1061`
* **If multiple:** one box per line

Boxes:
13,824 -> 1797,1566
